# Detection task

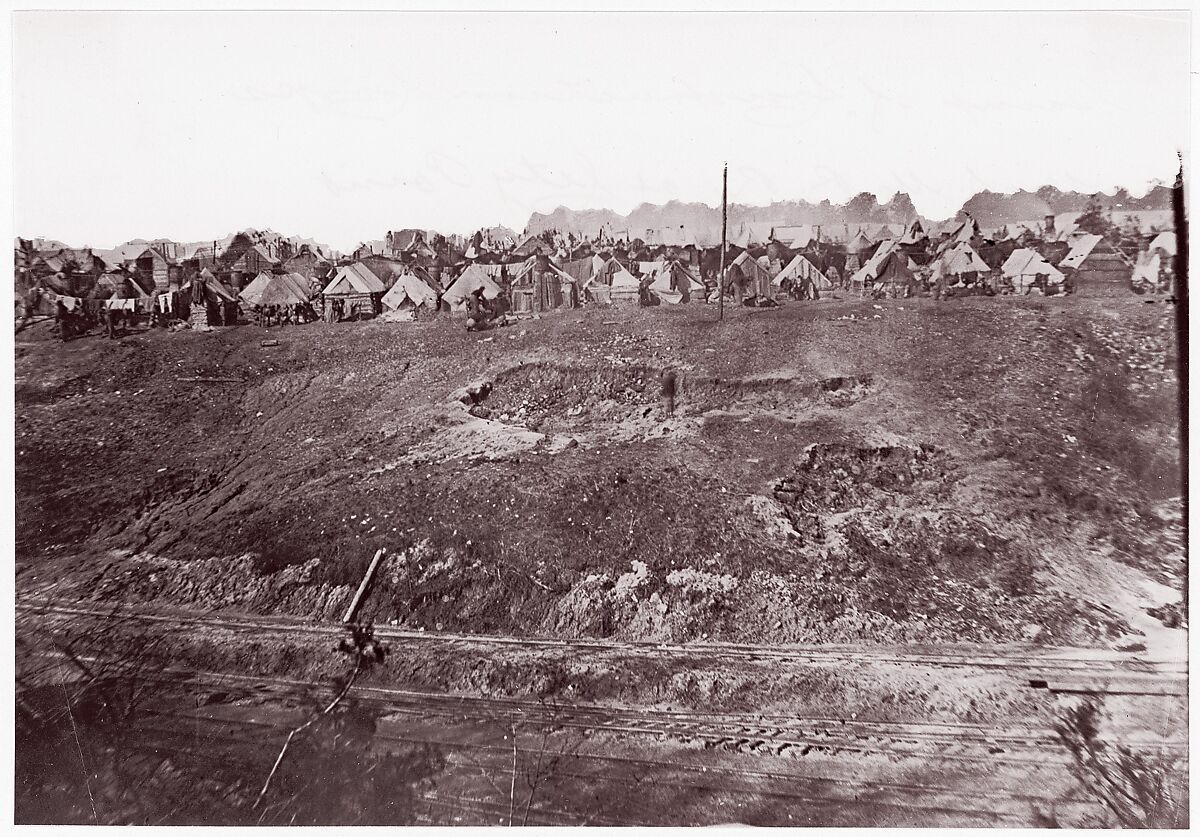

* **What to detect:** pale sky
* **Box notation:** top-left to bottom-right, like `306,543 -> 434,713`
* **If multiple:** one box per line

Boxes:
13,10 -> 1191,252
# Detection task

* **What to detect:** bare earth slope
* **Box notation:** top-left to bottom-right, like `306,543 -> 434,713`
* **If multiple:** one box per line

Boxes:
15,297 -> 1183,648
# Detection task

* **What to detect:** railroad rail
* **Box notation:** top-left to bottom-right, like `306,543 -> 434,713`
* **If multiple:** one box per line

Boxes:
132,704 -> 1101,826
17,600 -> 1187,677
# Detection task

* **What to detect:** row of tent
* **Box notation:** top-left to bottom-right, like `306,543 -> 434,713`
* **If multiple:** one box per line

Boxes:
851,238 -> 1062,292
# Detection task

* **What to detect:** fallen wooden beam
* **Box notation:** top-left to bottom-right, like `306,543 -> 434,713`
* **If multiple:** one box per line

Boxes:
1029,674 -> 1187,697
174,377 -> 243,383
343,548 -> 386,624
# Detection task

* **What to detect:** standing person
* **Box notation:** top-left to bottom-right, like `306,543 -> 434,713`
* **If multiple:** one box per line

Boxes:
466,286 -> 490,331
661,369 -> 677,418
18,285 -> 40,331
55,298 -> 70,342
105,303 -> 118,339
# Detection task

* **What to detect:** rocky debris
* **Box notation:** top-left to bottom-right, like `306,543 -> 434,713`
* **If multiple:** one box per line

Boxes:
1146,601 -> 1186,629
816,374 -> 875,407
774,443 -> 947,526
452,380 -> 493,406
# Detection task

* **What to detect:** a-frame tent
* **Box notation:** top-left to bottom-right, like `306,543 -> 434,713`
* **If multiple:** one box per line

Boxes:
442,263 -> 502,311
774,253 -> 833,289
382,271 -> 440,310
646,260 -> 704,304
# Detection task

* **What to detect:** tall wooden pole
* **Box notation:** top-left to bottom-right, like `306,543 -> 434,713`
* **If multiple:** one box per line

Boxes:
719,162 -> 727,321
1172,155 -> 1187,608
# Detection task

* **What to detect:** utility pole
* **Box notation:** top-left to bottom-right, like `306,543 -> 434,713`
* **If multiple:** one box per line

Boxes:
1172,154 -> 1188,608
719,162 -> 727,322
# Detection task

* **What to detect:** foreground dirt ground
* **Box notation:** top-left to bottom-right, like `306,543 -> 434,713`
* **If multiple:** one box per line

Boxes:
14,295 -> 1187,825
16,295 -> 1183,649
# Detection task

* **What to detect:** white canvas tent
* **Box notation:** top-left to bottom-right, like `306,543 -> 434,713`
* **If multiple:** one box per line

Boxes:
774,254 -> 832,289
442,263 -> 502,311
239,271 -> 274,307
608,260 -> 641,303
1131,252 -> 1162,288
1148,231 -> 1177,258
382,271 -> 439,310
850,239 -> 898,287
1058,234 -> 1103,270
645,260 -> 704,304
322,263 -> 386,297
727,251 -> 774,298
936,243 -> 991,277
1000,248 -> 1064,291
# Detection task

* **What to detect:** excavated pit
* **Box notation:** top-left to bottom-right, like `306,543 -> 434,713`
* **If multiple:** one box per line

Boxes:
479,362 -> 660,429
770,443 -> 1049,630
772,443 -> 951,545
774,442 -> 947,513
477,364 -> 878,434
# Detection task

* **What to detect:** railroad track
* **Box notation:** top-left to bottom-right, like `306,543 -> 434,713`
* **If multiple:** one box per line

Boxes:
155,667 -> 1187,767
17,600 -> 1187,677
148,668 -> 1082,765
133,706 -> 1097,826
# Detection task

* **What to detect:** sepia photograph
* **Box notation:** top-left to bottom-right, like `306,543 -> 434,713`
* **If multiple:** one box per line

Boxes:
10,5 -> 1190,827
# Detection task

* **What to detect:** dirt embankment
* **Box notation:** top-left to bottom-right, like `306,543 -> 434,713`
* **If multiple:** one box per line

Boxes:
15,298 -> 1185,648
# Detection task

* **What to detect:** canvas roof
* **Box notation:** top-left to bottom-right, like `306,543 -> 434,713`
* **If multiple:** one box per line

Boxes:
847,229 -> 874,252
1058,234 -> 1103,270
728,249 -> 773,281
1132,252 -> 1162,285
770,225 -> 814,248
323,263 -> 387,297
442,263 -> 502,308
644,226 -> 700,248
731,224 -> 767,250
647,260 -> 704,294
98,273 -> 149,299
938,243 -> 991,275
1148,231 -> 1177,256
382,271 -> 440,309
513,255 -> 574,284
253,273 -> 311,307
774,253 -> 832,288
608,260 -> 640,289
198,268 -> 238,302
872,251 -> 915,286
1000,249 -> 1064,280
239,272 -> 274,306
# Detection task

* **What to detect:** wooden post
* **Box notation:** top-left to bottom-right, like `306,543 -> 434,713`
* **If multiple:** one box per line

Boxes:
343,548 -> 386,624
719,163 -> 727,321
1172,156 -> 1187,609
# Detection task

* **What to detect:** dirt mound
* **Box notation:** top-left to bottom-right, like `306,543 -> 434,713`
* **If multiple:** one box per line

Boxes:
15,299 -> 1183,649
773,442 -> 949,542
816,374 -> 875,406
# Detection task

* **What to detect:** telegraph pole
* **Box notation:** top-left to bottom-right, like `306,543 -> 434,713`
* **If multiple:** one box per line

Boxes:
1172,153 -> 1188,608
719,162 -> 727,322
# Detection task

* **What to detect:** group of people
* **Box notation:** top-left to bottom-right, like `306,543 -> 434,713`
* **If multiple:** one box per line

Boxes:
254,302 -> 318,327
